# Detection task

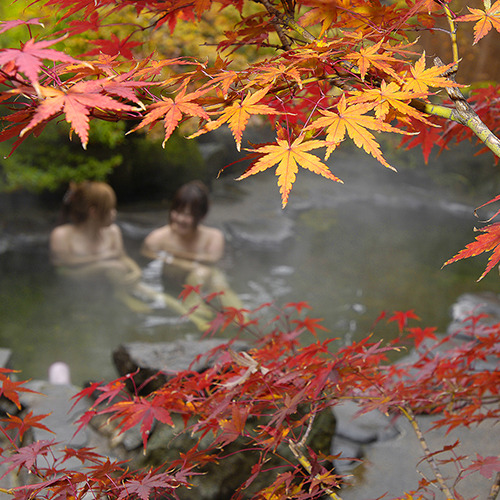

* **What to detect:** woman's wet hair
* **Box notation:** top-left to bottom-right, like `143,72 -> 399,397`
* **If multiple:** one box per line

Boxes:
63,181 -> 116,224
170,180 -> 210,226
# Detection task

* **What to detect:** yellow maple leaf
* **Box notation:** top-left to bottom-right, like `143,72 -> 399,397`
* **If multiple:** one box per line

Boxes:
307,94 -> 405,169
350,81 -> 434,124
238,135 -> 342,208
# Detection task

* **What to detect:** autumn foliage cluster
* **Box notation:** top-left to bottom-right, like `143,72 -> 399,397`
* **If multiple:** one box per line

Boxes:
0,0 -> 500,498
0,0 -> 500,268
0,298 -> 499,499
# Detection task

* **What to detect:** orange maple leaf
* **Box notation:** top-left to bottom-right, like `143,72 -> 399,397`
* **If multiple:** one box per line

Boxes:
238,135 -> 342,208
250,62 -> 303,90
442,222 -> 500,281
403,52 -> 463,93
456,0 -> 500,44
345,40 -> 401,81
0,375 -> 37,410
192,86 -> 279,151
130,85 -> 210,146
2,411 -> 53,440
350,81 -> 431,124
299,3 -> 337,38
193,0 -> 212,17
20,81 -> 137,148
307,94 -> 404,169
199,59 -> 238,99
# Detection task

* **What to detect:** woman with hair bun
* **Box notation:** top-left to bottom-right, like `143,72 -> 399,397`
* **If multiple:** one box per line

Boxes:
50,181 -> 208,330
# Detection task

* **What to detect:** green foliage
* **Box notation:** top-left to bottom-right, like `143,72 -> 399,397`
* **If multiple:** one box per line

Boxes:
0,120 -> 125,191
0,118 -> 204,195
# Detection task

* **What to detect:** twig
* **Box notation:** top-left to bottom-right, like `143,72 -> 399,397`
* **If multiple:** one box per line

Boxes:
399,406 -> 456,500
439,0 -> 459,64
288,438 -> 343,500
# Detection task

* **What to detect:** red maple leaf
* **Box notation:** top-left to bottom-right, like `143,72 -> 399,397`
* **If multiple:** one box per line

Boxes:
464,454 -> 500,479
113,398 -> 174,449
284,301 -> 312,314
292,316 -> 329,337
0,19 -> 44,35
92,378 -> 128,407
406,326 -> 438,348
0,36 -> 79,87
217,405 -> 250,447
118,472 -> 180,500
388,310 -> 420,332
442,222 -> 500,281
0,375 -> 37,409
2,410 -> 53,440
399,116 -> 446,163
82,33 -> 142,60
20,80 -> 138,148
2,440 -> 54,475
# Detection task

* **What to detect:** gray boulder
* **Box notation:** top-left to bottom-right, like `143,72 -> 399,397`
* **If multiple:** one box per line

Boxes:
113,338 -> 248,394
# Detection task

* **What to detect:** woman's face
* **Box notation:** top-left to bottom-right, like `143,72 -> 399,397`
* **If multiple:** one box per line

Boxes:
92,206 -> 116,227
170,207 -> 197,236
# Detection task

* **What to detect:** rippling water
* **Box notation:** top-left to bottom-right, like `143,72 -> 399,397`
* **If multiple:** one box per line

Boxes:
1,156 -> 498,385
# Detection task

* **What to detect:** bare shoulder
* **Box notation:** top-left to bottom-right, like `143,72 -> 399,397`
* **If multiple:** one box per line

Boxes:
201,225 -> 224,242
199,225 -> 225,253
144,225 -> 171,249
50,224 -> 72,245
108,223 -> 123,237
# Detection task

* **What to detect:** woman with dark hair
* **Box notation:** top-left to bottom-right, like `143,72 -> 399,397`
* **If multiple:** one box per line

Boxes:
50,181 -> 208,329
141,180 -> 243,312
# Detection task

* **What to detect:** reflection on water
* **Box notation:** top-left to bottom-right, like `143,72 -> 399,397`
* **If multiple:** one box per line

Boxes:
0,176 -> 498,386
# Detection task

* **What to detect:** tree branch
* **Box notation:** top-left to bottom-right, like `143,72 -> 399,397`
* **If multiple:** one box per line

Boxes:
433,56 -> 500,158
288,438 -> 343,500
399,406 -> 456,500
487,472 -> 500,500
254,0 -> 316,44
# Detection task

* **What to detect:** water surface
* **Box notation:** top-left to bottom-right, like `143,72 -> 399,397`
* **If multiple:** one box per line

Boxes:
1,156 -> 497,385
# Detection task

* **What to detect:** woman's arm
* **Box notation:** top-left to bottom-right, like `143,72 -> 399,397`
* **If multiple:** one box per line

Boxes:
141,225 -> 225,266
167,228 -> 225,265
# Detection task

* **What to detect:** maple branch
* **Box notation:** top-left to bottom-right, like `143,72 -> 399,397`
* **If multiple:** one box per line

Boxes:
433,56 -> 500,158
288,439 -> 343,500
254,0 -> 316,44
399,406 -> 456,500
487,472 -> 500,500
256,0 -> 293,50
